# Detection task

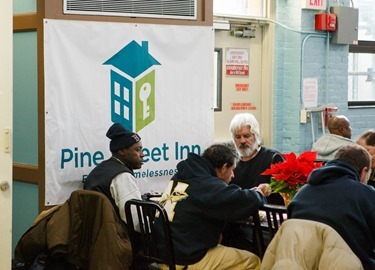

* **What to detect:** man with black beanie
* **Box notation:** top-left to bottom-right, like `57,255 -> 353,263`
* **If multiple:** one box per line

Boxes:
84,123 -> 144,228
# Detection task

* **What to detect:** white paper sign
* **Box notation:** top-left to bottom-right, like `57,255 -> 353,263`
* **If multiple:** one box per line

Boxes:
303,78 -> 318,108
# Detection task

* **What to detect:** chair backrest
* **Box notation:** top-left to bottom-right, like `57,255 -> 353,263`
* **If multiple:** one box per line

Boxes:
228,211 -> 266,258
260,204 -> 288,239
125,199 -> 176,270
251,211 -> 266,258
271,153 -> 285,164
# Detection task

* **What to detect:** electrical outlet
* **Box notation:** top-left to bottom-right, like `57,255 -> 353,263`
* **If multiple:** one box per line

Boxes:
306,111 -> 311,123
300,110 -> 311,123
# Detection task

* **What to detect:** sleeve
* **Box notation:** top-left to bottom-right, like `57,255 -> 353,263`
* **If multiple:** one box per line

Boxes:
110,172 -> 142,229
204,184 -> 266,222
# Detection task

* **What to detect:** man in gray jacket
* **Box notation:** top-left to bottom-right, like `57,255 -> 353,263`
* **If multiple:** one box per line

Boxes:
312,115 -> 354,161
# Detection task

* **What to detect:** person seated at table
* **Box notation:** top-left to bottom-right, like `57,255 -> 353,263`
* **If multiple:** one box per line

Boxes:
288,144 -> 375,270
356,129 -> 375,187
312,115 -> 354,161
228,113 -> 284,204
84,123 -> 144,227
155,144 -> 270,270
222,112 -> 284,252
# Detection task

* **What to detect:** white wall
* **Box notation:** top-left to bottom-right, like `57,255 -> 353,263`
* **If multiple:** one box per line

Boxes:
0,0 -> 13,268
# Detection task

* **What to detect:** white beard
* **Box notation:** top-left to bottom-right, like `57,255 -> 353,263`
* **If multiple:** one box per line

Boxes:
237,143 -> 257,158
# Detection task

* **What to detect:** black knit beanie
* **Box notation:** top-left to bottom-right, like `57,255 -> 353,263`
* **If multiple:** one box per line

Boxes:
106,123 -> 141,152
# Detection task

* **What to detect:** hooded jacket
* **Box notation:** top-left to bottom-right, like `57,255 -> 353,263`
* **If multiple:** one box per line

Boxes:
312,134 -> 354,161
156,153 -> 266,265
288,160 -> 375,270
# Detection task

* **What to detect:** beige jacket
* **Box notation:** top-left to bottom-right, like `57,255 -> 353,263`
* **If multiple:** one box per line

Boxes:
261,219 -> 363,270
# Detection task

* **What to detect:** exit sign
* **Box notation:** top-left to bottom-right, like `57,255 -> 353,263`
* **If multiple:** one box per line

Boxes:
302,0 -> 327,10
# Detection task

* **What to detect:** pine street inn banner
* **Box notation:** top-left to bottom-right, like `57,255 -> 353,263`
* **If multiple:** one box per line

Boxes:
44,19 -> 214,206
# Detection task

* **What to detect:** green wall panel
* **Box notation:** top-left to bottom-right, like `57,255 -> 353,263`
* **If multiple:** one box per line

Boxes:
13,0 -> 36,14
12,181 -> 38,256
13,32 -> 38,165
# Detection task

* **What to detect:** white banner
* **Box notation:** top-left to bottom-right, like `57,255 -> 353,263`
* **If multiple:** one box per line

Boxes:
44,19 -> 214,205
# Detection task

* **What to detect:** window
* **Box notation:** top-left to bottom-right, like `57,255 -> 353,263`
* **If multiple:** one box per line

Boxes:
214,48 -> 222,111
213,0 -> 265,17
348,1 -> 375,106
348,41 -> 375,106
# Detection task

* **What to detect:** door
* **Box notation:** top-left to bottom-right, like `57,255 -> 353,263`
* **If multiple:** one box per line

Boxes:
214,25 -> 265,142
0,1 -> 13,269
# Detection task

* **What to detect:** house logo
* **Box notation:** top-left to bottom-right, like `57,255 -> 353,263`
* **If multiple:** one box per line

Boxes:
104,40 -> 161,132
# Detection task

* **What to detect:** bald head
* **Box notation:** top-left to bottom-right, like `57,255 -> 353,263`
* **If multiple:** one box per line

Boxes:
328,115 -> 352,139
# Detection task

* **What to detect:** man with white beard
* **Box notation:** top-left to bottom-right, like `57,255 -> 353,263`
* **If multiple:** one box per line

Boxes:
228,112 -> 284,205
222,113 -> 284,252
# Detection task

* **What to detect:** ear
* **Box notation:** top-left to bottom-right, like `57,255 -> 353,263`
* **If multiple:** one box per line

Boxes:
359,167 -> 370,184
338,125 -> 345,134
215,163 -> 227,178
117,148 -> 127,156
221,163 -> 228,172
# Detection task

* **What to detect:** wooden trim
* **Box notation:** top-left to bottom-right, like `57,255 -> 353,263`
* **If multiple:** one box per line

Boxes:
37,0 -> 46,213
13,12 -> 39,186
14,13 -> 37,32
13,163 -> 39,184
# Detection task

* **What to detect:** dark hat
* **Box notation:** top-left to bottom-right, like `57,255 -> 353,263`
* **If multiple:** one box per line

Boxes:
106,123 -> 141,152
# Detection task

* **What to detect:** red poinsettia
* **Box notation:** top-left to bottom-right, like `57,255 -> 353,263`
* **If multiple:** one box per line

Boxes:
261,151 -> 323,200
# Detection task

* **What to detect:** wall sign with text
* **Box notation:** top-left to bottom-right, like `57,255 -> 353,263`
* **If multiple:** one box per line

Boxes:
226,48 -> 249,76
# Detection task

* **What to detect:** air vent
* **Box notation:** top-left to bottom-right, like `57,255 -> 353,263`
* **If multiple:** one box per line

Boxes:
64,0 -> 197,20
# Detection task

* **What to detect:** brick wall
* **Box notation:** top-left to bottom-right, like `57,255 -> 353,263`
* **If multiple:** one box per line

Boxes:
272,0 -> 372,154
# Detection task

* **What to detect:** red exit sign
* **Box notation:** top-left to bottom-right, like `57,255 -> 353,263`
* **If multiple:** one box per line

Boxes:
302,0 -> 326,10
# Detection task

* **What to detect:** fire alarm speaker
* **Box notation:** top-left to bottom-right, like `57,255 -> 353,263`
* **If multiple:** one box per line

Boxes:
315,13 -> 336,31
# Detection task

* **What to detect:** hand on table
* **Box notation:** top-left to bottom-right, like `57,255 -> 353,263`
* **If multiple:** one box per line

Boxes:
251,183 -> 272,197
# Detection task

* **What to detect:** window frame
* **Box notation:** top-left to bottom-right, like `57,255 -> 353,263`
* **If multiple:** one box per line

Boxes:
214,48 -> 223,112
348,40 -> 375,107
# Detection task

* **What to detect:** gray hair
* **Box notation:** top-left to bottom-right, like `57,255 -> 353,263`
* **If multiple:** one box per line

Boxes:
229,113 -> 261,145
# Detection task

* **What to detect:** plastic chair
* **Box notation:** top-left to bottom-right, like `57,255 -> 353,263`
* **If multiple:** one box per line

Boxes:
125,199 -> 176,270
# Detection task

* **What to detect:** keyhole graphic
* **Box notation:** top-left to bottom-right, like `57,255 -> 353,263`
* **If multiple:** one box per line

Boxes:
139,83 -> 151,120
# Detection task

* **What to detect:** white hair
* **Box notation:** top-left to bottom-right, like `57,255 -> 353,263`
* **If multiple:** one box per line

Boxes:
229,113 -> 261,145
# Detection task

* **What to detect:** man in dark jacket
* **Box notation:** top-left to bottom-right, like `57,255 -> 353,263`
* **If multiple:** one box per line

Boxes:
288,144 -> 375,270
84,123 -> 144,227
155,144 -> 269,269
